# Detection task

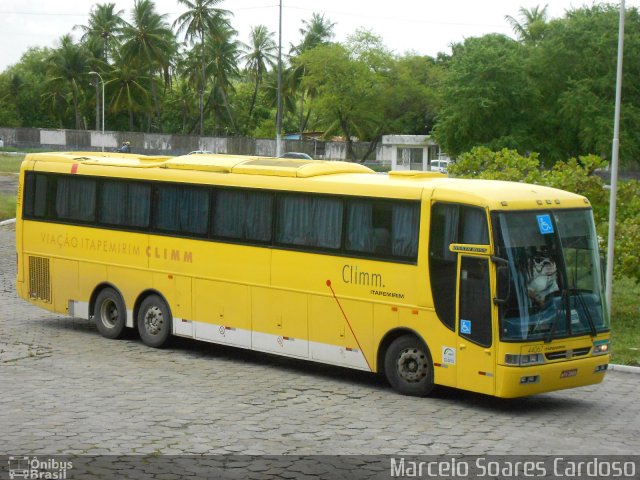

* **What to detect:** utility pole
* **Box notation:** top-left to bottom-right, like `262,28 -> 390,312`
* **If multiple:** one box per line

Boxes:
276,0 -> 283,157
605,0 -> 625,317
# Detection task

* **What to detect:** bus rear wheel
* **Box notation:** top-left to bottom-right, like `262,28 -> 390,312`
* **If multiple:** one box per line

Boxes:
137,294 -> 172,348
94,288 -> 126,339
384,335 -> 434,397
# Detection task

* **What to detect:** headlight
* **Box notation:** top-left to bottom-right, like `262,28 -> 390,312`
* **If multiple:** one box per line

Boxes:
505,353 -> 544,366
593,340 -> 609,355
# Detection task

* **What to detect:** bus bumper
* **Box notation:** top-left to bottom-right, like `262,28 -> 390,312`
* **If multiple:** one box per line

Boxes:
495,354 -> 610,398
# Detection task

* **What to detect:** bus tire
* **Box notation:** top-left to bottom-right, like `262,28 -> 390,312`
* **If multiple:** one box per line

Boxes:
384,335 -> 434,397
137,294 -> 172,348
94,287 -> 126,339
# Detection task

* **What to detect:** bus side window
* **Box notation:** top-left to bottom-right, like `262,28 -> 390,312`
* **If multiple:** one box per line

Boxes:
276,194 -> 343,250
153,184 -> 209,236
212,189 -> 273,243
99,180 -> 150,228
55,176 -> 96,223
346,200 -> 418,260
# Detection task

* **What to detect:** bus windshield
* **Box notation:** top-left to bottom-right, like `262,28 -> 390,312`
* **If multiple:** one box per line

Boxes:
493,209 -> 610,342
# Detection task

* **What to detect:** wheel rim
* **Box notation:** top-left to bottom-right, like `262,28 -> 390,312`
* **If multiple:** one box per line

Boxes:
144,306 -> 164,336
99,299 -> 119,329
396,347 -> 429,383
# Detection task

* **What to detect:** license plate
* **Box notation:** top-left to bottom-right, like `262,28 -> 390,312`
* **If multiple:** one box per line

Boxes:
560,369 -> 577,378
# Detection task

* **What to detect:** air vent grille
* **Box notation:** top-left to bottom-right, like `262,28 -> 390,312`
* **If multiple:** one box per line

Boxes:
28,256 -> 51,303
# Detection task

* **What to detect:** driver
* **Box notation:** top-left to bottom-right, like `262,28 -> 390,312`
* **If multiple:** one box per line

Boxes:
528,248 -> 559,306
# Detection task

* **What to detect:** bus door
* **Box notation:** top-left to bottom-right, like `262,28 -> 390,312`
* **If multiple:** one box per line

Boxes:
455,253 -> 496,395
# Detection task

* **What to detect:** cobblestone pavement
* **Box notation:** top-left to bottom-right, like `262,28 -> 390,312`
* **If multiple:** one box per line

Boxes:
1,224 -> 639,456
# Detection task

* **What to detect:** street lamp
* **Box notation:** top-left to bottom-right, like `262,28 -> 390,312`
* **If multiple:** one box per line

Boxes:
89,71 -> 105,152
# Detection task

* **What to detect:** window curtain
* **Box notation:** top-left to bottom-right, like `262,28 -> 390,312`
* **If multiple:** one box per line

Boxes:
244,192 -> 273,241
213,190 -> 273,241
392,204 -> 419,257
461,208 -> 489,245
155,185 -> 208,234
437,204 -> 459,262
99,182 -> 150,228
277,195 -> 342,249
346,201 -> 374,253
56,177 -> 96,222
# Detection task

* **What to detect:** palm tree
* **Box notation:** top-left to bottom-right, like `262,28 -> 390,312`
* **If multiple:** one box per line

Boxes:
289,13 -> 336,135
505,5 -> 549,45
166,79 -> 197,133
45,35 -> 92,129
120,0 -> 177,130
204,23 -> 240,134
294,12 -> 335,54
240,25 -> 277,122
173,0 -> 231,135
76,3 -> 125,63
107,51 -> 155,131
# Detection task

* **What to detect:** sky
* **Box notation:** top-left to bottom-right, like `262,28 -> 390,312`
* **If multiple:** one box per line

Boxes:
0,0 -> 631,72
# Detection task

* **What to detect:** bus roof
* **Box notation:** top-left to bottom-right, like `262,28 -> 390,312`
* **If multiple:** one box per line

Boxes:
24,152 -> 589,209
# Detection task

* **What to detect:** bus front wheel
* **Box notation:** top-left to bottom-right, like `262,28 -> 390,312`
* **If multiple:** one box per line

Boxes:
94,287 -> 126,339
137,295 -> 172,348
384,335 -> 434,397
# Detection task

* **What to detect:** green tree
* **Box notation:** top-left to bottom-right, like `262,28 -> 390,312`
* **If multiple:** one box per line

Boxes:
530,5 -> 640,165
76,3 -> 125,63
107,51 -> 154,131
289,13 -> 336,135
293,12 -> 335,54
240,25 -> 277,123
433,34 -> 537,157
203,23 -> 239,135
121,0 -> 177,131
300,40 -> 389,161
173,0 -> 230,135
505,5 -> 549,44
45,35 -> 92,130
383,55 -> 442,134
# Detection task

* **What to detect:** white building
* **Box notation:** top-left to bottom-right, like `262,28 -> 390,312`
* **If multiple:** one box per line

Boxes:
377,135 -> 449,170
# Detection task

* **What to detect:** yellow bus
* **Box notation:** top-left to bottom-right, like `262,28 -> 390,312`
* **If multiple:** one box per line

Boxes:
15,151 -> 610,398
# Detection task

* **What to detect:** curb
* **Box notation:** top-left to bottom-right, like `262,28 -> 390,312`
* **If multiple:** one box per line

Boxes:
0,218 -> 16,226
608,363 -> 640,374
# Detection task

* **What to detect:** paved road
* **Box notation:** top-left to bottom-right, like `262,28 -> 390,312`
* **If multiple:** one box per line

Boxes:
1,224 -> 639,456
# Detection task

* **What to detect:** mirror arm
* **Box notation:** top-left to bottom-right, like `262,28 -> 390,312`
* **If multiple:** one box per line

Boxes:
491,255 -> 508,265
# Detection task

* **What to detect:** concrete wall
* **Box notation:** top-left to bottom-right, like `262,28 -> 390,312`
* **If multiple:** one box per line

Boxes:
0,126 -> 382,161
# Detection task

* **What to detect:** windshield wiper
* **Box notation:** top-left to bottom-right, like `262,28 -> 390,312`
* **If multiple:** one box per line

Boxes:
570,287 -> 598,337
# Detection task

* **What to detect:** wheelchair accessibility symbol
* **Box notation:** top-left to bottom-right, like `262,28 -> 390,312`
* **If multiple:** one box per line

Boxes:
460,319 -> 472,335
536,214 -> 554,235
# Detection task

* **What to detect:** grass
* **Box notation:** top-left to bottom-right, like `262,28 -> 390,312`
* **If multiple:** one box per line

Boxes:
610,276 -> 640,366
0,153 -> 24,173
0,193 -> 16,220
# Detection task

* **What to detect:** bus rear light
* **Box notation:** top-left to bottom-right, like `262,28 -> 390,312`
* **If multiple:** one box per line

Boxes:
505,353 -> 544,366
520,375 -> 540,384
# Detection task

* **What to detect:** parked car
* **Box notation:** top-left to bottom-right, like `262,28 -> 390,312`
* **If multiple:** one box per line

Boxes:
188,150 -> 213,155
279,152 -> 313,160
430,159 -> 451,173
